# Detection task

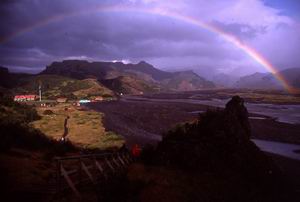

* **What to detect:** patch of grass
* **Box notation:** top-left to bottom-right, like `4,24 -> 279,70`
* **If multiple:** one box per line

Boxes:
73,113 -> 80,118
31,103 -> 124,150
87,132 -> 125,150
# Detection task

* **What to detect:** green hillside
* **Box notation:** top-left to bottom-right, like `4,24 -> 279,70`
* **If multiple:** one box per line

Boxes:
14,75 -> 114,99
162,71 -> 215,91
101,75 -> 161,94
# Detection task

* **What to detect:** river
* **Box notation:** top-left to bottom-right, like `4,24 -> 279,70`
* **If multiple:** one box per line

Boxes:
122,96 -> 300,160
252,139 -> 300,161
123,96 -> 300,124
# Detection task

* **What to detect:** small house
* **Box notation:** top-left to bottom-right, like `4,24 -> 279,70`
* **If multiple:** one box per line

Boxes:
94,96 -> 104,102
14,94 -> 39,102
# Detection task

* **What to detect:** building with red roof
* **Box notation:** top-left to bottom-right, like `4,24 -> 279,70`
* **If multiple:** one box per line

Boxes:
14,95 -> 39,102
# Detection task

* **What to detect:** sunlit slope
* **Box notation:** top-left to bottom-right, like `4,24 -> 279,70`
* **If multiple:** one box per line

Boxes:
101,75 -> 160,94
14,74 -> 114,99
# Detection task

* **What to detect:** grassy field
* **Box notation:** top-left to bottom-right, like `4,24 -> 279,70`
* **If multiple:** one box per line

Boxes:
30,103 -> 125,150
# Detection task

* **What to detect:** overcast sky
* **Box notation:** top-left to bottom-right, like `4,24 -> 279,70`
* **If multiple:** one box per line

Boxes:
0,0 -> 299,78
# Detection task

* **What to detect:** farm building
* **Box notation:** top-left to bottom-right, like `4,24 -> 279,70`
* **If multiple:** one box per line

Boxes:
94,96 -> 104,101
14,95 -> 39,102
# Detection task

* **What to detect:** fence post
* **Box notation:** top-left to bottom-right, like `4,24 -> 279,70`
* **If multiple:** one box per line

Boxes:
56,159 -> 61,197
78,158 -> 82,186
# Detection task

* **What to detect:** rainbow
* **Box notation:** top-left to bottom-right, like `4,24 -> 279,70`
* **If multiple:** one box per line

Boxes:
0,5 -> 294,93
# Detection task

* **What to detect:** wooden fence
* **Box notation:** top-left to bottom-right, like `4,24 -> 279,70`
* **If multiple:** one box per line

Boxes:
54,151 -> 132,200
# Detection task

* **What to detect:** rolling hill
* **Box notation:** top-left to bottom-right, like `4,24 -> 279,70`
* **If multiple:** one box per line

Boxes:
234,72 -> 282,89
14,75 -> 115,99
0,68 -> 115,99
0,66 -> 33,89
101,75 -> 160,94
234,68 -> 300,92
162,70 -> 215,91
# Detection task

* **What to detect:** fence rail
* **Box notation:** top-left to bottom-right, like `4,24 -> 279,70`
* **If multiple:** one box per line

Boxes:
54,151 -> 132,200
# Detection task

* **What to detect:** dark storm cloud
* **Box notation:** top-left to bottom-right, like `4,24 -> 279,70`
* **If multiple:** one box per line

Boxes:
1,7 -> 230,69
0,0 -> 299,76
0,46 -> 54,69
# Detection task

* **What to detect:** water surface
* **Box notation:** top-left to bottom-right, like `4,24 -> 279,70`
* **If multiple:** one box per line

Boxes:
252,139 -> 300,161
123,96 -> 300,124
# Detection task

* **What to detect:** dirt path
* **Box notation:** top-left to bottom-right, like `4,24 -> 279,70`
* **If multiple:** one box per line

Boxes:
62,116 -> 70,140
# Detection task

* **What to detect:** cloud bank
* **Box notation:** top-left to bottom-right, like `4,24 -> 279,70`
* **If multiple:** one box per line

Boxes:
0,0 -> 299,77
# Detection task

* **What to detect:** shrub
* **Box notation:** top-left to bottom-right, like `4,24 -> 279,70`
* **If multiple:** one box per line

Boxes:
43,109 -> 54,115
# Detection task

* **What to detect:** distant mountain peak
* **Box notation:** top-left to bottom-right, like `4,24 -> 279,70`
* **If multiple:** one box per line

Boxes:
136,61 -> 153,67
61,59 -> 89,64
137,61 -> 148,65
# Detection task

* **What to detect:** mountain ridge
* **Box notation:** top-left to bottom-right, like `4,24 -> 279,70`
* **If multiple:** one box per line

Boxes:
233,68 -> 300,91
40,60 -> 215,93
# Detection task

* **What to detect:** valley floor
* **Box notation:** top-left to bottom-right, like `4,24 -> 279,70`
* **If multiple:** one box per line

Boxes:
88,94 -> 300,146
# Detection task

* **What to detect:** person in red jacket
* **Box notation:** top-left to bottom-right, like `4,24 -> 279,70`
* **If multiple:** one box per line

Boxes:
131,144 -> 141,157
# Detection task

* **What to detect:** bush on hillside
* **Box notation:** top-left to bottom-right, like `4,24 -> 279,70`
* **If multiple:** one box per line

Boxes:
43,109 -> 54,115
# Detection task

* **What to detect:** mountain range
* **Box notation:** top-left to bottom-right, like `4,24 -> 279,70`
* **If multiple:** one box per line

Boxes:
0,60 -> 215,98
1,61 -> 300,98
40,60 -> 215,94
